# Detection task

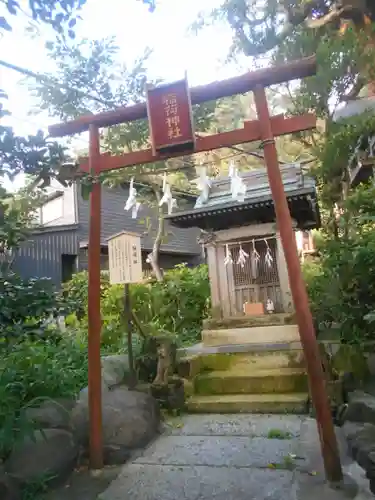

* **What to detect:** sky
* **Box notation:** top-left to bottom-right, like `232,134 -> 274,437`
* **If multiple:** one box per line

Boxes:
1,0 -> 253,189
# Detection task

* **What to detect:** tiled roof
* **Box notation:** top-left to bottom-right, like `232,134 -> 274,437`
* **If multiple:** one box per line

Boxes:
167,163 -> 316,219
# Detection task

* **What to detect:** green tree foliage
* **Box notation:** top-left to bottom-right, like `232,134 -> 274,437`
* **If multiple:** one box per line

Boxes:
303,182 -> 375,344
304,231 -> 375,344
0,116 -> 71,256
313,112 -> 375,209
0,273 -> 71,345
138,0 -> 156,12
193,0 -> 375,117
194,0 -> 374,64
0,127 -> 68,183
0,0 -> 86,37
0,0 -> 89,459
0,0 -> 80,254
193,0 -> 375,210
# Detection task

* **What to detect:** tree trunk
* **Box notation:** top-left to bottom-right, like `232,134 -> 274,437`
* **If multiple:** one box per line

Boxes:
329,205 -> 340,241
147,187 -> 164,282
342,18 -> 375,97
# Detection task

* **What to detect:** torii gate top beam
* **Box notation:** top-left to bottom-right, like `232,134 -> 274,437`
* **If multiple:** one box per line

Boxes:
48,56 -> 316,138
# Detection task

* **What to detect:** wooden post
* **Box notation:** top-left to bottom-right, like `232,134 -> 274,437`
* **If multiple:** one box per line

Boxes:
275,231 -> 293,313
253,86 -> 343,483
87,124 -> 103,470
124,283 -> 136,389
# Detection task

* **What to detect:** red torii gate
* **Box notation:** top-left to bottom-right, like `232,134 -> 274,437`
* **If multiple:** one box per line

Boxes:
49,56 -> 343,482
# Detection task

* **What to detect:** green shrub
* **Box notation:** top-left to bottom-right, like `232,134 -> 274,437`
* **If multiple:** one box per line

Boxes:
0,273 -> 70,345
0,336 -> 88,458
63,270 -> 110,319
304,232 -> 375,344
66,264 -> 211,349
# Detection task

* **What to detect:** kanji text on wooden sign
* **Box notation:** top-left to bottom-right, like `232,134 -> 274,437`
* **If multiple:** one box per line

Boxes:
107,231 -> 143,285
146,78 -> 195,155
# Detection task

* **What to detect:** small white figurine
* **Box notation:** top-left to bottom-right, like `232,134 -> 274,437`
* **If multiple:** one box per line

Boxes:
266,298 -> 275,314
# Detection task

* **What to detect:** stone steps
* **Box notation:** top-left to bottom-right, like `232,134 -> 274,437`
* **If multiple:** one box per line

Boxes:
202,324 -> 300,347
178,344 -> 305,380
194,368 -> 308,396
187,393 -> 308,414
203,313 -> 296,330
179,337 -> 309,415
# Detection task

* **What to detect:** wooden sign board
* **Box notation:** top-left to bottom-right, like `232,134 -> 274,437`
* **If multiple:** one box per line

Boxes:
243,302 -> 265,316
107,231 -> 143,285
146,78 -> 195,155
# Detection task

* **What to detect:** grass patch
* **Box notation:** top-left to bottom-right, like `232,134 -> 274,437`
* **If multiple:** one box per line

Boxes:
266,428 -> 293,440
267,454 -> 296,471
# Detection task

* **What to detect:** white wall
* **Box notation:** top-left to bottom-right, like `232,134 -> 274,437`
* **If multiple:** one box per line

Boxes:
39,180 -> 77,226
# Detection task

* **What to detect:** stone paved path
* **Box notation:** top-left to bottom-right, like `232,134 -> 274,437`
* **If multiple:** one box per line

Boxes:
98,414 -> 373,500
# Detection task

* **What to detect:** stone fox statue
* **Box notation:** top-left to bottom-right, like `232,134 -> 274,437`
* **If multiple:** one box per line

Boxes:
153,337 -> 176,386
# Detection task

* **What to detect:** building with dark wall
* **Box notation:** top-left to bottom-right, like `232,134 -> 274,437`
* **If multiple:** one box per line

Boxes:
12,180 -> 202,287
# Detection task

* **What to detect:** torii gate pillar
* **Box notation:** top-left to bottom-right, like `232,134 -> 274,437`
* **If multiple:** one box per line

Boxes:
253,86 -> 342,482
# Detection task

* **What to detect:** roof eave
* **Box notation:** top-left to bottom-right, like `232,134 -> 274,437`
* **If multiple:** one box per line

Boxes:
165,187 -> 319,224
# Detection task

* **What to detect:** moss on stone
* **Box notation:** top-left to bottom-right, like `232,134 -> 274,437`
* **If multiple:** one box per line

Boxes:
194,370 -> 308,396
286,351 -> 305,369
203,313 -> 296,331
187,394 -> 308,414
200,353 -> 234,372
182,378 -> 195,398
320,342 -> 370,382
176,354 -> 202,379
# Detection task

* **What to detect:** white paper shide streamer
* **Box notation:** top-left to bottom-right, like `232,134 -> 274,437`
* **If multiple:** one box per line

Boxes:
250,239 -> 260,278
264,239 -> 274,268
229,162 -> 247,202
237,244 -> 249,269
194,166 -> 212,208
124,177 -> 141,219
224,244 -> 233,266
159,173 -> 177,215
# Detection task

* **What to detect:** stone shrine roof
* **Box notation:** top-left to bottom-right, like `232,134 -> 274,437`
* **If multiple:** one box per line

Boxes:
166,163 -> 320,231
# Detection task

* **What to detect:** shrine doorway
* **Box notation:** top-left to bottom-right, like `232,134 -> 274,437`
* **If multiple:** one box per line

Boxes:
229,237 -> 282,315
